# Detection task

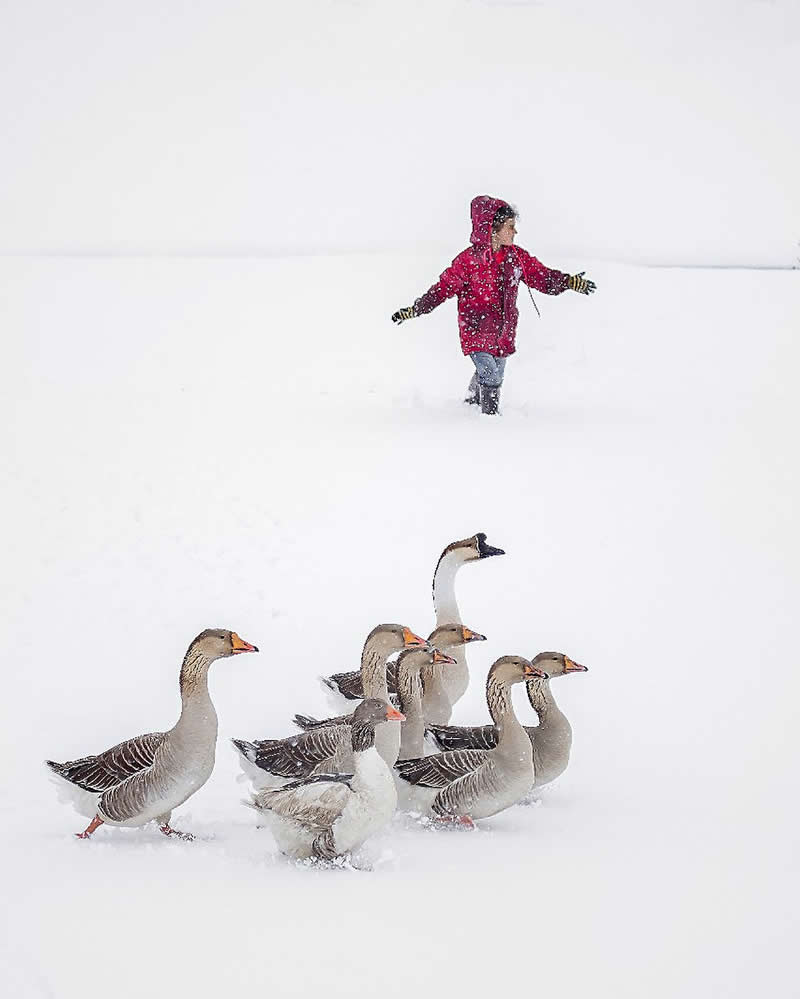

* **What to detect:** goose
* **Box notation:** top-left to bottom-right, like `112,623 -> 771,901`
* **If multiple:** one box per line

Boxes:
246,699 -> 404,862
425,653 -> 587,788
300,623 -> 486,727
232,624 -> 427,789
394,655 -> 547,826
292,646 -> 459,761
321,534 -> 503,720
46,629 -> 259,839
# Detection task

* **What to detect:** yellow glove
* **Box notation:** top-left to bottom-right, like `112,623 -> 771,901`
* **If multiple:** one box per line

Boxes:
391,305 -> 417,324
567,272 -> 596,295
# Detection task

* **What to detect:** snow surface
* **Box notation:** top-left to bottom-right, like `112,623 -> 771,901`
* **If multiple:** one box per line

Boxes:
2,0 -> 799,994
2,252 -> 798,997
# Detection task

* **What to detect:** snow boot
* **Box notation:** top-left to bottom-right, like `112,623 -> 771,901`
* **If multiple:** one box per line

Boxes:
464,373 -> 480,405
480,384 -> 500,415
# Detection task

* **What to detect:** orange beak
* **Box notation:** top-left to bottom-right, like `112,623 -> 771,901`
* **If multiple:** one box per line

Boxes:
433,649 -> 457,665
386,705 -> 406,722
564,657 -> 588,673
462,627 -> 487,643
231,632 -> 259,653
402,627 -> 428,648
523,662 -> 548,680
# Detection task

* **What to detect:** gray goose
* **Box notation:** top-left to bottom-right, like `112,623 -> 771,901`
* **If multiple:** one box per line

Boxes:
321,533 -> 503,719
296,624 -> 486,730
394,655 -> 547,826
247,699 -> 404,862
425,653 -> 587,788
46,629 -> 259,839
232,624 -> 427,789
292,646 -> 459,761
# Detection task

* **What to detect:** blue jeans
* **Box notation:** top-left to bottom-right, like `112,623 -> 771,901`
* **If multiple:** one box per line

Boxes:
469,352 -> 507,388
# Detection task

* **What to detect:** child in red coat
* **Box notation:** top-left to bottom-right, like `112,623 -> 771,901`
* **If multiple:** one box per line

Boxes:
392,196 -> 595,414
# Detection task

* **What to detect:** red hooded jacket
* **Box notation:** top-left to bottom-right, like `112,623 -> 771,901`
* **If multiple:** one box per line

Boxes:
414,196 -> 570,357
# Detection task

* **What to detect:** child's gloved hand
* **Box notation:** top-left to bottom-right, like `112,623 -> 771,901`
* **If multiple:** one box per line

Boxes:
391,305 -> 417,324
567,272 -> 596,295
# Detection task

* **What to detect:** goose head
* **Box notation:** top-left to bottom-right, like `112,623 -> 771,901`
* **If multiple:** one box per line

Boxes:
188,629 -> 259,663
428,623 -> 487,649
397,646 -> 458,677
529,652 -> 587,680
365,623 -> 429,655
488,655 -> 549,687
437,533 -> 505,569
353,698 -> 406,726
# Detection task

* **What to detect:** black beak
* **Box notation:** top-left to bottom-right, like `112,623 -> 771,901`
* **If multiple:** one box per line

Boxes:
476,533 -> 505,558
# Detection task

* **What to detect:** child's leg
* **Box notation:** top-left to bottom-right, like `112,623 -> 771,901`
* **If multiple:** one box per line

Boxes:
469,352 -> 502,387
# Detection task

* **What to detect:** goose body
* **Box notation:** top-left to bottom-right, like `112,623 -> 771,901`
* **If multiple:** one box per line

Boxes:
249,700 -> 402,861
395,656 -> 545,822
46,629 -> 258,838
320,534 -> 503,719
425,653 -> 587,788
232,624 -> 427,790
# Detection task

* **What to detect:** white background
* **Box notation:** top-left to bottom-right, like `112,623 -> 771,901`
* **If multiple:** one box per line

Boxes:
1,3 -> 798,998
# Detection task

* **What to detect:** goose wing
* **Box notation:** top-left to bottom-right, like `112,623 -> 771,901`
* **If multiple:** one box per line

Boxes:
323,670 -> 364,700
254,774 -> 353,831
46,732 -> 165,792
394,749 -> 490,788
292,711 -> 353,732
425,723 -> 499,753
324,661 -> 400,700
244,725 -> 349,778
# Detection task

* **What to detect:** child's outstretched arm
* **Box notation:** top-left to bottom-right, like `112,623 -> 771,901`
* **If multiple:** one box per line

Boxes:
391,256 -> 468,324
517,248 -> 596,295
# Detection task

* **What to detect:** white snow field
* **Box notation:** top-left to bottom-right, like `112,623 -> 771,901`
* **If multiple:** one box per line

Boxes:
1,253 -> 798,997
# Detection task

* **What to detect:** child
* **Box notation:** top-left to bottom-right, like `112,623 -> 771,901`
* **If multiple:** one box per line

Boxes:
391,195 -> 596,414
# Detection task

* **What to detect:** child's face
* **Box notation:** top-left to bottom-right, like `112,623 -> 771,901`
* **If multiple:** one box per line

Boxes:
495,219 -> 517,247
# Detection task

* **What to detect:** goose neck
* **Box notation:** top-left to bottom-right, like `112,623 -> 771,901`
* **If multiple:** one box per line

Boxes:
486,675 -> 522,740
526,679 -> 565,726
351,722 -> 376,754
360,646 -> 389,700
396,668 -> 424,721
176,650 -> 217,735
432,551 -> 463,624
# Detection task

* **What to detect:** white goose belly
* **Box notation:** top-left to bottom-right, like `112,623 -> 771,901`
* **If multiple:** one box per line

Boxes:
332,753 -> 397,855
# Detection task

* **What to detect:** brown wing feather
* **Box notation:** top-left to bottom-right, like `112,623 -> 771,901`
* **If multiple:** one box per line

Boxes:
256,778 -> 352,832
394,749 -> 489,788
46,732 -> 165,792
250,725 -> 348,778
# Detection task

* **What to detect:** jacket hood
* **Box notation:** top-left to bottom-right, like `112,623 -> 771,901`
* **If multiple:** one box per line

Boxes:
469,195 -> 511,249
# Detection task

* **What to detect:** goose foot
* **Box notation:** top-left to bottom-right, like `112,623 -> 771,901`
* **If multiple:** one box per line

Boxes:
75,815 -> 104,839
160,823 -> 194,841
434,814 -> 475,830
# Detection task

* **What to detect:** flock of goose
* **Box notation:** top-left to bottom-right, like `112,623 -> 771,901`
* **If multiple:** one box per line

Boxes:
46,533 -> 588,863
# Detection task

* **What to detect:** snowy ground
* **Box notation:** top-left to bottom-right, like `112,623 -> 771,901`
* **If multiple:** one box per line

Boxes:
1,254 -> 798,997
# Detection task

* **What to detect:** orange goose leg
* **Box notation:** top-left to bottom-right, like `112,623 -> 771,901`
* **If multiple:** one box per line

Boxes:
159,823 -> 194,841
75,815 -> 104,839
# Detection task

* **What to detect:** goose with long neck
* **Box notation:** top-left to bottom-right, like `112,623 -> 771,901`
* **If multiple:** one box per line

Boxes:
303,623 -> 485,728
395,647 -> 457,760
431,533 -> 504,718
395,655 -> 547,824
46,629 -> 259,839
292,646 -> 458,761
425,653 -> 587,788
319,533 -> 503,715
232,624 -> 427,789
247,699 -> 404,862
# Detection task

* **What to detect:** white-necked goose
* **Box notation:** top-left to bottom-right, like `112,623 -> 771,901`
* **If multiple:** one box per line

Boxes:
247,699 -> 403,862
232,624 -> 427,789
321,534 -> 503,719
46,629 -> 259,839
394,655 -> 546,825
425,653 -> 587,788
